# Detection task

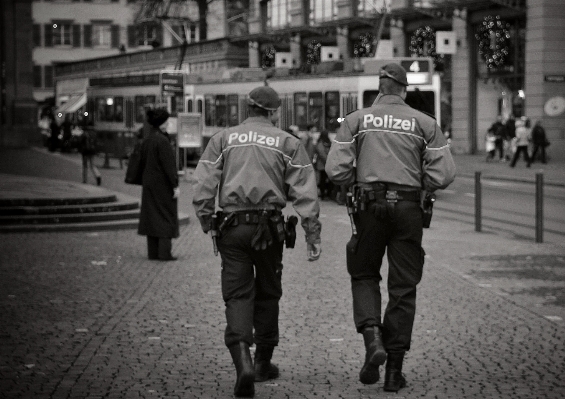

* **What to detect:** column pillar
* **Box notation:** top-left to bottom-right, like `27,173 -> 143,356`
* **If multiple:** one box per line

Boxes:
390,21 -> 406,57
450,8 -> 474,154
290,34 -> 303,69
248,41 -> 260,68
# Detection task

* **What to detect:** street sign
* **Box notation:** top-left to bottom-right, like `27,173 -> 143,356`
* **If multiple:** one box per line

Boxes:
160,71 -> 184,97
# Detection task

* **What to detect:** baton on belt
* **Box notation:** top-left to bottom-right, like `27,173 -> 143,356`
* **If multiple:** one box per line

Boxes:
210,214 -> 219,256
346,192 -> 357,236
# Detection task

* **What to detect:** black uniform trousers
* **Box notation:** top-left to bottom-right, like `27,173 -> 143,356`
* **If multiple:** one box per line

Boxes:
217,223 -> 284,349
347,200 -> 424,353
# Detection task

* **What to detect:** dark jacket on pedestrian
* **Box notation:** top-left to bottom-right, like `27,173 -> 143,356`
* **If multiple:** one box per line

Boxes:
137,126 -> 179,238
531,122 -> 548,146
314,133 -> 331,171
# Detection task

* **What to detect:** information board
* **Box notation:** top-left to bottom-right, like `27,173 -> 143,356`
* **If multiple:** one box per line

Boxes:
177,113 -> 203,148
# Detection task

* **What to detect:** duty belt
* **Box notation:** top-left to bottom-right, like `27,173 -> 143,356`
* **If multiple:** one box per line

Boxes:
357,184 -> 420,204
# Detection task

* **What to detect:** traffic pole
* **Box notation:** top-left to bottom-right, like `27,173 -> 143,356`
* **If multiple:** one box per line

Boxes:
475,171 -> 481,232
535,173 -> 544,243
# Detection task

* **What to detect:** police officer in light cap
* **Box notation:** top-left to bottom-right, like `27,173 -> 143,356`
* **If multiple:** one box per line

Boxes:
326,63 -> 456,392
193,85 -> 322,397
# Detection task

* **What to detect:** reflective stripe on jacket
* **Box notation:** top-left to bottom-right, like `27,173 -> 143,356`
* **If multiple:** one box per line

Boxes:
192,116 -> 321,244
325,94 -> 456,192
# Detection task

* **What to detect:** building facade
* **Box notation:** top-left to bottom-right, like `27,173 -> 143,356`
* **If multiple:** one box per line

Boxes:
50,0 -> 565,160
32,0 -> 226,104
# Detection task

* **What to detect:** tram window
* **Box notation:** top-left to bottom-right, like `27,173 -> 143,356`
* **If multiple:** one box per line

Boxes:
294,92 -> 308,130
405,89 -> 435,117
135,96 -> 145,123
96,98 -> 106,122
114,97 -> 124,122
204,95 -> 215,126
187,99 -> 193,113
325,91 -> 340,132
215,95 -> 227,127
228,94 -> 239,127
146,95 -> 156,107
308,92 -> 323,130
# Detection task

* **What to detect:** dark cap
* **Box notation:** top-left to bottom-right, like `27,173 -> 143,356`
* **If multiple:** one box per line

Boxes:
147,108 -> 170,128
247,86 -> 281,111
379,63 -> 409,86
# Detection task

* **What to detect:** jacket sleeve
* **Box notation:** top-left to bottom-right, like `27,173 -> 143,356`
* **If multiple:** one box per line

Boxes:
284,143 -> 321,244
192,134 -> 224,232
325,116 -> 357,187
422,123 -> 456,191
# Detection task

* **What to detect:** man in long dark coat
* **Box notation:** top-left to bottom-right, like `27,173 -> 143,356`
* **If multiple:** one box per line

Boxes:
137,108 -> 180,261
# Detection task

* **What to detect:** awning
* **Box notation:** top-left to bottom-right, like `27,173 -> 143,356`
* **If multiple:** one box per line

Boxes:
55,93 -> 86,115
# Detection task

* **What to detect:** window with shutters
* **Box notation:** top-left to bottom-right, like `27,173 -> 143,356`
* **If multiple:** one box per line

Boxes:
137,23 -> 158,46
92,24 -> 111,47
52,22 -> 73,46
44,66 -> 54,88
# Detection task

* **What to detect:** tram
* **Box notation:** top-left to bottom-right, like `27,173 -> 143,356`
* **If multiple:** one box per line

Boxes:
85,57 -> 441,156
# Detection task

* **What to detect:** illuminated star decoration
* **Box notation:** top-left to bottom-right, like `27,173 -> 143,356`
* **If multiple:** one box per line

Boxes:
306,40 -> 321,65
409,26 -> 444,71
475,15 -> 511,70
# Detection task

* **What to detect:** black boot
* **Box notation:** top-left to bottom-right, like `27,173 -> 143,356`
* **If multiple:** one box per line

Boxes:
228,342 -> 255,397
254,344 -> 280,382
383,352 -> 407,392
359,326 -> 387,385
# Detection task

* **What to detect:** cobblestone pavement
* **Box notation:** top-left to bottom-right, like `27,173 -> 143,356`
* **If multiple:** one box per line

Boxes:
0,148 -> 564,398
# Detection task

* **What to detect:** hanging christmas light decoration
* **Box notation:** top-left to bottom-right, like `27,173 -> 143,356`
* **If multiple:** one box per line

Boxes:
306,40 -> 321,65
409,26 -> 444,70
353,32 -> 374,58
262,45 -> 276,68
475,15 -> 511,70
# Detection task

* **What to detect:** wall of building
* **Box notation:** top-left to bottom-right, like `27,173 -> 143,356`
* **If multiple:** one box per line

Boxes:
0,0 -> 38,147
525,0 -> 565,160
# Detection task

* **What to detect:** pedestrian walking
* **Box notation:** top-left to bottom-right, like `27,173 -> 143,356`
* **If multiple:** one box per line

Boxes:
192,86 -> 322,398
510,118 -> 531,168
530,120 -> 549,164
302,123 -> 317,162
137,108 -> 180,261
78,125 -> 101,186
488,116 -> 506,161
325,63 -> 455,392
485,129 -> 496,162
48,115 -> 60,152
314,130 -> 332,199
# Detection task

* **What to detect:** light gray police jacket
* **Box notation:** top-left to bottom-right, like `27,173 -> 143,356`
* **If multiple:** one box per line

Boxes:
325,94 -> 456,192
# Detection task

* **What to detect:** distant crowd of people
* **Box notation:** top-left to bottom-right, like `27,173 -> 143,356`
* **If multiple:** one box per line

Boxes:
286,123 -> 348,205
485,115 -> 549,167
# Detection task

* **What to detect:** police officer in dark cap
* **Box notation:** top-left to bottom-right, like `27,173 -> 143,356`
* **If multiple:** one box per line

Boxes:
326,62 -> 455,392
193,85 -> 321,397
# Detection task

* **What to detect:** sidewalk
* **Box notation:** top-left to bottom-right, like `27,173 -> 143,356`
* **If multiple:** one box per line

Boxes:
0,146 -> 564,399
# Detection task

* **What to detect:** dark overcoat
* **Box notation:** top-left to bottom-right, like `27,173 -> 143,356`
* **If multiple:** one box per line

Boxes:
137,127 -> 179,238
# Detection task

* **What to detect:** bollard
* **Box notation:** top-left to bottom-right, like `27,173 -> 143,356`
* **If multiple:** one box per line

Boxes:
475,171 -> 482,232
535,173 -> 543,243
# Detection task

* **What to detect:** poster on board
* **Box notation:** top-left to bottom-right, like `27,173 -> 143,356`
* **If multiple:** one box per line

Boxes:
177,112 -> 203,148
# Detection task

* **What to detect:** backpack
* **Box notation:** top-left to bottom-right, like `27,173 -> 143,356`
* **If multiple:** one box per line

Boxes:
81,129 -> 97,154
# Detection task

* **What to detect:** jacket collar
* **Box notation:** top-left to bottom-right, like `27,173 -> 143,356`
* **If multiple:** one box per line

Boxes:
372,94 -> 407,106
241,116 -> 274,127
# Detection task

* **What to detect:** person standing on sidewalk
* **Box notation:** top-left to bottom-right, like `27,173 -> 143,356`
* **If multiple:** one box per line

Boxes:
137,108 -> 180,261
78,123 -> 101,186
530,120 -> 548,164
192,86 -> 321,398
510,117 -> 532,168
325,63 -> 455,392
